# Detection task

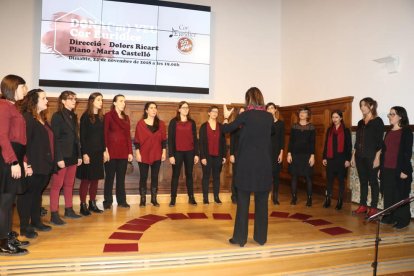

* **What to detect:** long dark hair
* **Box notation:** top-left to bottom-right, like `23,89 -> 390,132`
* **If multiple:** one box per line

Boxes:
330,109 -> 346,127
143,101 -> 160,131
111,94 -> 126,119
21,89 -> 48,123
175,101 -> 192,121
391,106 -> 409,127
245,87 -> 264,107
57,90 -> 76,111
85,92 -> 104,123
0,74 -> 26,102
360,97 -> 378,117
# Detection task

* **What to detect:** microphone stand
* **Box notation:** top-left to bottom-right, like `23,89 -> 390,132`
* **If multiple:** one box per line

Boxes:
366,196 -> 414,276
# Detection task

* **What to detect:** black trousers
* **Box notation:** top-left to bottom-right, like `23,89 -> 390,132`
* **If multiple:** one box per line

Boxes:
231,161 -> 238,200
0,143 -> 25,239
355,156 -> 379,208
138,160 -> 161,194
272,162 -> 281,199
17,174 -> 50,229
103,159 -> 128,205
381,168 -> 411,227
232,189 -> 269,245
201,155 -> 222,198
325,157 -> 346,198
170,151 -> 195,197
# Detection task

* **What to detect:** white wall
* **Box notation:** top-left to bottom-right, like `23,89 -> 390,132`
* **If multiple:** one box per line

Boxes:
281,0 -> 414,124
0,0 -> 282,106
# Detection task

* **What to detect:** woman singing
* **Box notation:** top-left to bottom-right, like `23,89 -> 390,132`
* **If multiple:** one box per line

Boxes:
0,74 -> 29,255
134,102 -> 167,207
18,89 -> 54,238
49,91 -> 82,225
103,94 -> 133,209
379,106 -> 412,229
266,102 -> 284,205
287,107 -> 316,207
322,110 -> 352,210
351,97 -> 384,217
168,101 -> 199,207
77,92 -> 106,215
199,106 -> 227,204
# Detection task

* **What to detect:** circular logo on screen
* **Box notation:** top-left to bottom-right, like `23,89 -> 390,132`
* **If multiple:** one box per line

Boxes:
177,37 -> 193,54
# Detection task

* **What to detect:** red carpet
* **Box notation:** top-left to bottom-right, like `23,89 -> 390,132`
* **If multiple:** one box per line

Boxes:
139,214 -> 168,222
166,213 -> 189,220
127,218 -> 158,226
212,213 -> 232,220
270,211 -> 290,218
103,243 -> 139,253
320,227 -> 352,235
289,213 -> 312,221
187,213 -> 208,219
304,219 -> 332,226
118,223 -> 151,232
109,232 -> 143,241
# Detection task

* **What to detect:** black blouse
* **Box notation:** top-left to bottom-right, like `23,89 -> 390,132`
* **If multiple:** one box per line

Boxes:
355,117 -> 384,159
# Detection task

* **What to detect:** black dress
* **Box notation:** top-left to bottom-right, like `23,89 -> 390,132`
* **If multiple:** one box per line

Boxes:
288,123 -> 316,177
76,114 -> 105,180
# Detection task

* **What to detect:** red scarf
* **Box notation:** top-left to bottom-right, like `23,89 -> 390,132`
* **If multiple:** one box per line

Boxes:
327,124 -> 344,158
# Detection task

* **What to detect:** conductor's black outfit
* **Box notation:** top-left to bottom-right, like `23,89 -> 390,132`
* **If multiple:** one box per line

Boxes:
222,108 -> 273,246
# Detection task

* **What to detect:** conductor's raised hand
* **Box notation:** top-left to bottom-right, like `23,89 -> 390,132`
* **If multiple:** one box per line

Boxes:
223,104 -> 234,119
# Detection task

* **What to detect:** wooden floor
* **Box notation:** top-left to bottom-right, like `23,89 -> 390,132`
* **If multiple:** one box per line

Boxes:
1,187 -> 414,275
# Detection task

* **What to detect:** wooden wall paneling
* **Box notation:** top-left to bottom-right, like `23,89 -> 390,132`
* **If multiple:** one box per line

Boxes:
43,97 -> 353,199
278,96 -> 354,201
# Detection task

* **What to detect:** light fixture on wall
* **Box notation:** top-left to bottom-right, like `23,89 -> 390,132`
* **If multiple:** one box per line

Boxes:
373,55 -> 399,74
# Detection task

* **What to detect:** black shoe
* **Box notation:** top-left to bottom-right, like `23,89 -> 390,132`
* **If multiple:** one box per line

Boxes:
8,232 -> 30,248
231,195 -> 237,204
290,194 -> 297,205
0,238 -> 28,256
273,199 -> 280,205
394,223 -> 409,230
188,195 -> 197,205
88,200 -> 103,213
40,207 -> 48,217
203,198 -> 209,204
306,196 -> 312,207
50,212 -> 66,226
214,195 -> 222,205
103,202 -> 112,210
169,197 -> 176,207
31,223 -> 52,232
118,202 -> 130,208
335,198 -> 343,210
323,196 -> 331,208
139,196 -> 146,207
272,192 -> 279,205
80,203 -> 91,216
150,189 -> 160,207
229,238 -> 245,247
20,227 -> 38,239
254,239 -> 266,246
64,207 -> 82,219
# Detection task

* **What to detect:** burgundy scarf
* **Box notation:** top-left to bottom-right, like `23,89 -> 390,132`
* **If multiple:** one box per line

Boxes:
327,123 -> 344,158
246,105 -> 266,111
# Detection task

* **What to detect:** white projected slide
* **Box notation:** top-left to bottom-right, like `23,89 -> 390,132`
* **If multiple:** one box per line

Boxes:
39,0 -> 211,94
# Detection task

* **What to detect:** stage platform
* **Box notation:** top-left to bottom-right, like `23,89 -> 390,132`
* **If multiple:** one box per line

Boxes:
1,191 -> 413,275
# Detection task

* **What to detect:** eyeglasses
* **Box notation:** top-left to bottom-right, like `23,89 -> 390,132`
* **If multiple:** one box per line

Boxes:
387,113 -> 397,117
180,106 -> 189,110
